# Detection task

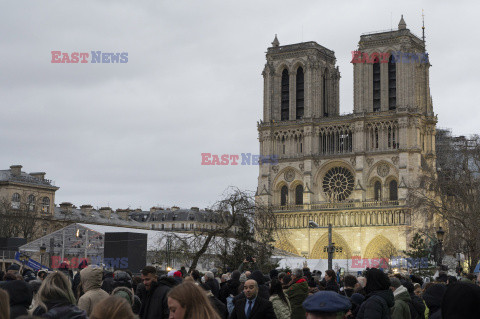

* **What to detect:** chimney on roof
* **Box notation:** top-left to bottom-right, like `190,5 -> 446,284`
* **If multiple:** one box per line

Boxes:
59,202 -> 73,214
99,207 -> 112,219
190,207 -> 199,212
80,205 -> 93,215
115,208 -> 130,220
10,165 -> 22,177
30,172 -> 46,181
171,206 -> 180,211
150,206 -> 162,212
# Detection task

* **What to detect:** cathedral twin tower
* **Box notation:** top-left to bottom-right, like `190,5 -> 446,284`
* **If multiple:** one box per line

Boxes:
256,17 -> 437,261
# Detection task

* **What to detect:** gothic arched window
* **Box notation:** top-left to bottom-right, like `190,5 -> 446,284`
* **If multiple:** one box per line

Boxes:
389,180 -> 398,201
374,181 -> 382,201
281,69 -> 289,121
388,55 -> 396,110
373,61 -> 381,112
323,70 -> 328,117
280,186 -> 288,206
295,185 -> 303,205
296,67 -> 304,119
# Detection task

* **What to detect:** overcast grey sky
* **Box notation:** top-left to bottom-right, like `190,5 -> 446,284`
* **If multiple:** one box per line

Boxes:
1,1 -> 479,210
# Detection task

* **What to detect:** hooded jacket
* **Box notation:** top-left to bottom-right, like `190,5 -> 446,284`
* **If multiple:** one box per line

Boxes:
38,303 -> 88,319
285,278 -> 308,319
0,280 -> 33,318
112,286 -> 142,314
77,266 -> 109,316
391,286 -> 411,319
269,294 -> 291,319
357,289 -> 395,319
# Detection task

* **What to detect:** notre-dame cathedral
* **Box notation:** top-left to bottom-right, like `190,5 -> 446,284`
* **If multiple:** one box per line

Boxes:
256,16 -> 436,262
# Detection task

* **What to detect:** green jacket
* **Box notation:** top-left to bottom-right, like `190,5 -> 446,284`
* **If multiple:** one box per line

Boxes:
391,286 -> 411,319
285,279 -> 308,319
270,294 -> 291,319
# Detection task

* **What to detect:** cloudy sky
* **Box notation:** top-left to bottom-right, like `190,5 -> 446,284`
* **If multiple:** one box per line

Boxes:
1,1 -> 479,210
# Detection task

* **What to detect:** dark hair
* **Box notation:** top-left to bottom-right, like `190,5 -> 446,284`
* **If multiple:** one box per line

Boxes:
0,288 -> 10,319
325,269 -> 336,279
269,279 -> 288,306
364,268 -> 390,294
282,275 -> 291,286
344,275 -> 357,288
141,266 -> 157,276
191,269 -> 201,281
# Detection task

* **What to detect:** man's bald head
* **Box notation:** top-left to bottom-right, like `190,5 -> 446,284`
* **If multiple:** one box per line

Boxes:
244,279 -> 258,299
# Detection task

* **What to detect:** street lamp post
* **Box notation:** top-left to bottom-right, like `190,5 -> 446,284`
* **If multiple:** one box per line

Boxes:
40,244 -> 46,266
436,226 -> 445,267
327,224 -> 335,270
308,220 -> 319,258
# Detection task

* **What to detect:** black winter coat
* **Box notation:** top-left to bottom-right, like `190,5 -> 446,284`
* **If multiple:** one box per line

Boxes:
140,277 -> 177,319
33,302 -> 87,319
356,289 -> 395,319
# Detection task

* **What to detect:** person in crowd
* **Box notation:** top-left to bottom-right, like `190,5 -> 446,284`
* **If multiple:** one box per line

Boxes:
324,270 -> 339,293
355,276 -> 367,296
72,259 -> 88,299
341,275 -> 357,298
0,288 -> 10,319
230,279 -> 276,319
32,271 -> 87,319
356,268 -> 394,319
167,281 -> 221,319
139,266 -> 177,319
77,265 -> 109,316
200,283 -> 228,319
219,270 -> 241,305
204,271 -> 220,298
249,270 -> 269,300
270,269 -> 279,281
101,270 -> 115,294
446,275 -> 457,285
112,271 -> 142,315
173,271 -> 183,284
6,264 -> 20,277
190,269 -> 201,284
89,295 -> 136,319
285,268 -> 309,319
0,278 -> 33,318
281,274 -> 291,290
238,258 -> 258,273
179,266 -> 187,278
441,281 -> 480,318
349,293 -> 365,318
220,274 -> 229,288
402,280 -> 425,319
389,277 -> 411,319
302,290 -> 351,319
421,284 -> 446,319
269,279 -> 290,319
413,283 -> 422,297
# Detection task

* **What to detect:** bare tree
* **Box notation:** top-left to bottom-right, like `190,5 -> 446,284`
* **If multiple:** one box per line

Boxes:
408,131 -> 480,273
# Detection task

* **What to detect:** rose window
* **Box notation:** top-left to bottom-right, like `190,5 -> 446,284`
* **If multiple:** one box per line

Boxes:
322,167 -> 355,201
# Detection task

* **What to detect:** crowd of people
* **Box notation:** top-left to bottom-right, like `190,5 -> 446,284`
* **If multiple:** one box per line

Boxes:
0,258 -> 479,319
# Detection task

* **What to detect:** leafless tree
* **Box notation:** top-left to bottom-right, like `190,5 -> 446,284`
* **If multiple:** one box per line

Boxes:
408,131 -> 480,273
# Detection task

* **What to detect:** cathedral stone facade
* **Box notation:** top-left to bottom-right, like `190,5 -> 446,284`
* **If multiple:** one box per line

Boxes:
256,17 -> 436,261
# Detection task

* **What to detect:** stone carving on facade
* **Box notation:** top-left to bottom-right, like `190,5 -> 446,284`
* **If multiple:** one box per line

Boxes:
299,163 -> 304,172
350,157 -> 356,167
377,163 -> 390,177
366,158 -> 374,167
284,169 -> 295,182
391,156 -> 399,166
314,159 -> 321,167
272,165 -> 279,173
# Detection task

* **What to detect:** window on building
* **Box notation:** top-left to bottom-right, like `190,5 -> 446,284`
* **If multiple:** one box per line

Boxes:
388,55 -> 396,110
374,181 -> 382,201
281,186 -> 288,206
11,193 -> 20,209
41,197 -> 50,213
373,61 -> 381,112
181,223 -> 185,229
323,71 -> 328,117
190,224 -> 194,230
161,224 -> 165,230
172,223 -> 175,229
281,69 -> 289,121
295,185 -> 303,205
389,180 -> 398,201
27,194 -> 35,211
296,67 -> 304,119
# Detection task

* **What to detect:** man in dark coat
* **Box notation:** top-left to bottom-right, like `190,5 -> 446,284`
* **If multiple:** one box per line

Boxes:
139,266 -> 177,319
204,271 -> 220,298
441,282 -> 480,318
219,270 -> 241,304
230,279 -> 277,319
422,284 -> 446,319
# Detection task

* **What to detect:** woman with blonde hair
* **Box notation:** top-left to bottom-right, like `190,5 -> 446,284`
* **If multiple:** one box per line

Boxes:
90,295 -> 136,319
167,281 -> 221,319
32,271 -> 87,319
0,288 -> 10,319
